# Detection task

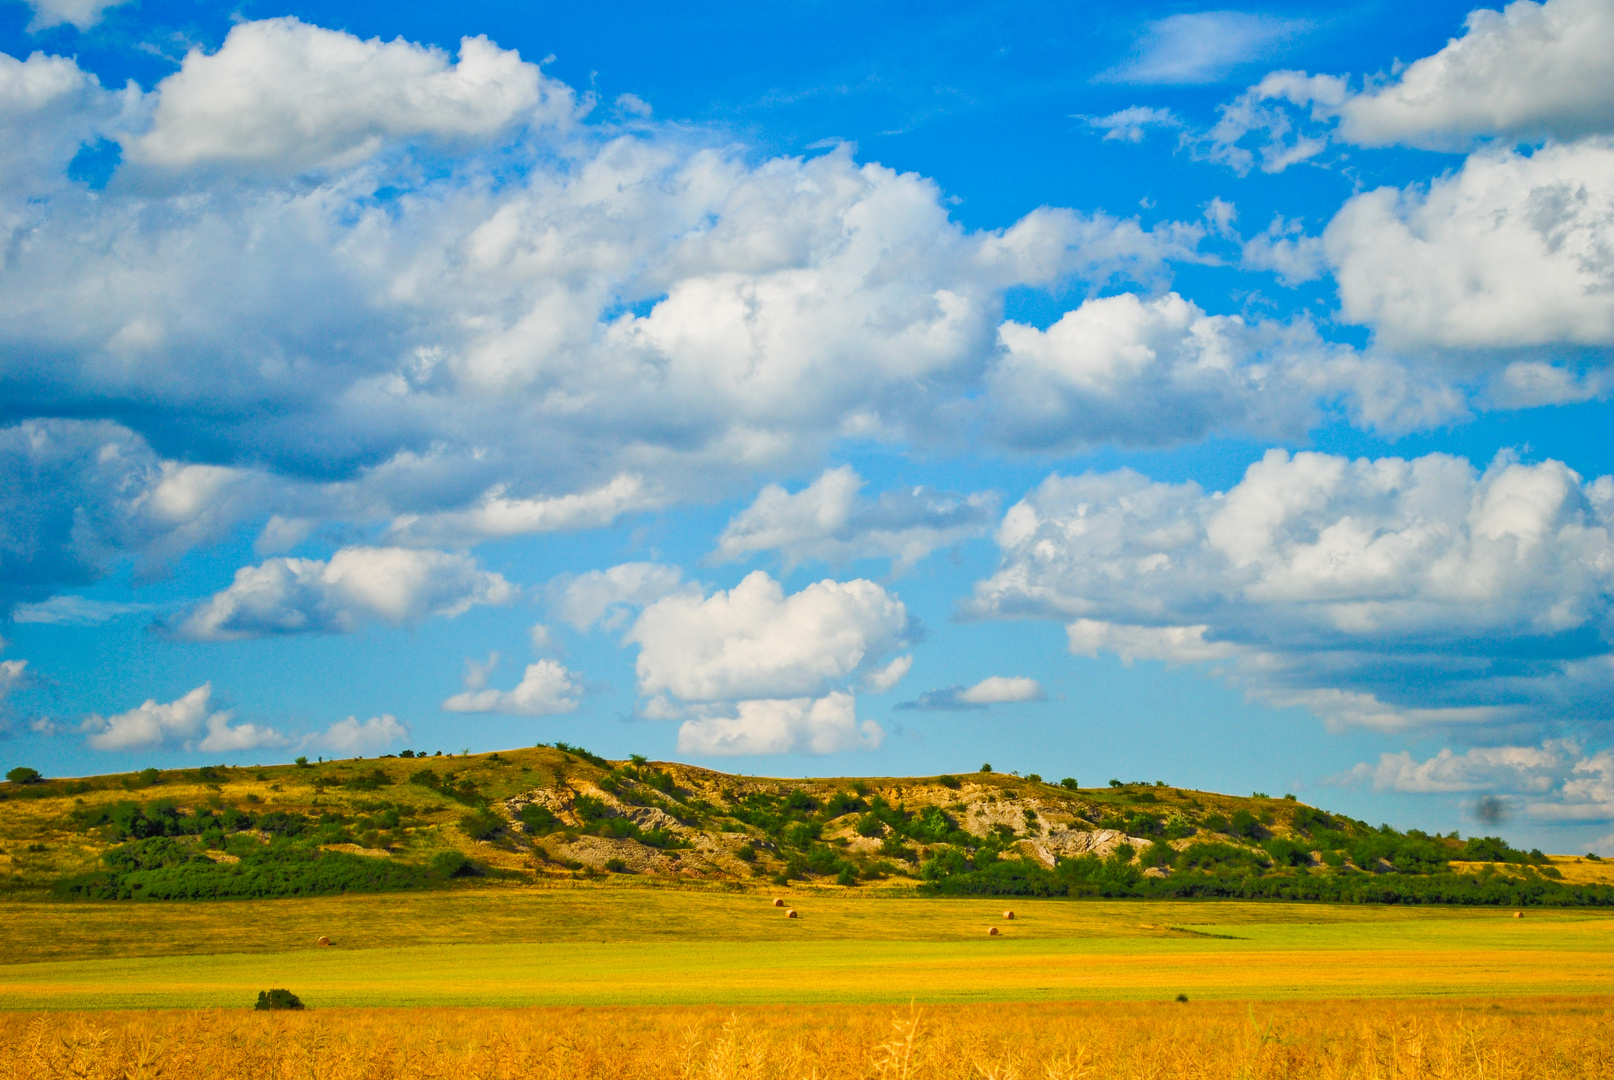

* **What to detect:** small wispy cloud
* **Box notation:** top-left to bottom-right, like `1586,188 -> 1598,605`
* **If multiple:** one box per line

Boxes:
898,675 -> 1045,712
1100,12 -> 1311,85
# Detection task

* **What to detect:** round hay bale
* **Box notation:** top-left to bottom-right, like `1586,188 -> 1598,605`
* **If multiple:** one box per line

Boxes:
316,936 -> 330,947
1002,910 -> 1015,920
772,898 -> 785,907
1513,910 -> 1524,918
987,926 -> 1000,936
786,909 -> 799,919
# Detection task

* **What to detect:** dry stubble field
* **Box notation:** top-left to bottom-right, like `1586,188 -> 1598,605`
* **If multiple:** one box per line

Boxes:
4,885 -> 1614,1076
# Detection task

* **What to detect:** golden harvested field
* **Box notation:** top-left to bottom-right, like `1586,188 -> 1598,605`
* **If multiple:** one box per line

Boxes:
6,998 -> 1614,1079
3,887 -> 1614,1008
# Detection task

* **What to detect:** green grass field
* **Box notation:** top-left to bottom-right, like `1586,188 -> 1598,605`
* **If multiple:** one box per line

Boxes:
3,885 -> 1612,1009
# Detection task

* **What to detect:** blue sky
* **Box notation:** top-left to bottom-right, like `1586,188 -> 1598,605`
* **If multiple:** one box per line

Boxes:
3,0 -> 1614,853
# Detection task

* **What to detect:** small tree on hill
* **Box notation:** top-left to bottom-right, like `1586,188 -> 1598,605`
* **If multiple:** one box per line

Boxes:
5,767 -> 40,784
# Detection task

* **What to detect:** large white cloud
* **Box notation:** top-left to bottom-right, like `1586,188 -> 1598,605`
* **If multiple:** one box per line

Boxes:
174,546 -> 515,641
306,713 -> 409,755
1300,0 -> 1614,152
441,658 -> 581,715
675,692 -> 881,756
0,21 -> 1211,574
628,570 -> 910,702
549,562 -> 693,631
126,18 -> 563,175
972,448 -> 1614,731
713,466 -> 997,573
81,683 -> 285,752
1326,139 -> 1614,349
985,291 -> 1470,447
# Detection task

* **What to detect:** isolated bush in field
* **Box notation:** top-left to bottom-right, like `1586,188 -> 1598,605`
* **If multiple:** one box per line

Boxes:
4,767 -> 40,784
458,809 -> 502,840
294,757 -> 310,767
1026,773 -> 1042,784
254,989 -> 304,1010
1060,778 -> 1078,791
1108,778 -> 1122,788
979,763 -> 993,773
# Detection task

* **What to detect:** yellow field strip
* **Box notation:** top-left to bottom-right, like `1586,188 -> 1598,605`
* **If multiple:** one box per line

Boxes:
3,938 -> 1612,1009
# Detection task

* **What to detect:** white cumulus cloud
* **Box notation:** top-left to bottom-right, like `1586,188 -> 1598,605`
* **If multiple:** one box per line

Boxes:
713,466 -> 997,573
441,658 -> 581,716
972,448 -> 1614,732
21,0 -> 129,32
675,692 -> 882,756
898,675 -> 1045,711
550,562 -> 693,632
1326,138 -> 1614,349
628,570 -> 910,703
1102,12 -> 1311,85
309,713 -> 409,755
81,683 -> 285,752
126,18 -> 565,175
174,546 -> 515,640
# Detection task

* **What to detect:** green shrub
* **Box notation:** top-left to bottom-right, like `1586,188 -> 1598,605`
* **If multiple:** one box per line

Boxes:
458,809 -> 502,840
5,767 -> 40,784
1060,778 -> 1079,791
605,858 -> 629,873
1026,774 -> 1043,784
937,775 -> 961,789
836,866 -> 857,887
255,989 -> 304,1011
1141,840 -> 1176,868
519,804 -> 558,834
429,851 -> 478,878
979,763 -> 993,773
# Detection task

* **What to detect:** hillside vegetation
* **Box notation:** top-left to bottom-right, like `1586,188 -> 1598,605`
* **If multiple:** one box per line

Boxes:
2,745 -> 1609,905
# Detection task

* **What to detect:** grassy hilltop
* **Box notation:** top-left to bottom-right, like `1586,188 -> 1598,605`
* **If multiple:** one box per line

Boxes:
2,744 -> 1612,905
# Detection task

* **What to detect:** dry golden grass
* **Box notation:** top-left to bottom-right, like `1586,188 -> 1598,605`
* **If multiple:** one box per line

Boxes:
3,998 -> 1612,1079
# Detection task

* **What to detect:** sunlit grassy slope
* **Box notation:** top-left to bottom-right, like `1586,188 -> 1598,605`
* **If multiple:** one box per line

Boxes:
5,743 -> 1610,902
2,890 -> 1612,1008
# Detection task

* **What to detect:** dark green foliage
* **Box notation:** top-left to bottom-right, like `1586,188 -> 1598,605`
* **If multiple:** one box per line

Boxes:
546,742 -> 609,768
1141,840 -> 1176,868
605,858 -> 629,873
458,808 -> 503,840
518,804 -> 558,834
294,757 -> 310,768
980,764 -> 993,773
1461,836 -> 1549,864
855,813 -> 884,837
735,843 -> 757,863
56,840 -> 431,900
822,790 -> 864,817
429,851 -> 478,878
1177,842 -> 1270,872
341,768 -> 393,791
937,775 -> 961,789
1265,837 -> 1316,867
255,989 -> 304,1011
408,769 -> 487,808
1229,810 -> 1266,840
1060,778 -> 1079,791
5,767 -> 41,784
1202,813 -> 1229,833
1026,774 -> 1042,784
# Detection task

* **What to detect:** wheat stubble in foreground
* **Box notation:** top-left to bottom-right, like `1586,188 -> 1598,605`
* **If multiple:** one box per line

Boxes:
5,998 -> 1613,1079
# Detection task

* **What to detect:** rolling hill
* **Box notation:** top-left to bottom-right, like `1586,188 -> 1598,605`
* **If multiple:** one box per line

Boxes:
2,744 -> 1610,906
